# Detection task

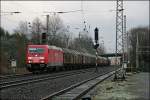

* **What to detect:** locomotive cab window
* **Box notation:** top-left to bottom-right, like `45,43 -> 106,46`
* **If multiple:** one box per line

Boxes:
29,48 -> 44,53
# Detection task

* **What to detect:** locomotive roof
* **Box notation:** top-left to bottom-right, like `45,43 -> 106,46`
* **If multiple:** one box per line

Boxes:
28,45 -> 63,51
62,48 -> 81,55
48,45 -> 63,51
28,44 -> 48,47
63,48 -> 96,57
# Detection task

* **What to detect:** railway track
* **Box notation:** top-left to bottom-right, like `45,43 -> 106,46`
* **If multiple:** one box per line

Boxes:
41,68 -> 122,100
0,67 -> 95,82
0,68 -> 94,89
1,66 -> 119,100
0,73 -> 32,80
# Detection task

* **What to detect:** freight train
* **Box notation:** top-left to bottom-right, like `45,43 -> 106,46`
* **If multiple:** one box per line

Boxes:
26,45 -> 110,73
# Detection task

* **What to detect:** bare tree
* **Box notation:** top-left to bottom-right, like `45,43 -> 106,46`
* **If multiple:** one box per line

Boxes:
46,14 -> 69,47
128,26 -> 149,71
48,14 -> 64,35
69,32 -> 95,54
97,44 -> 106,54
31,17 -> 44,44
14,21 -> 28,35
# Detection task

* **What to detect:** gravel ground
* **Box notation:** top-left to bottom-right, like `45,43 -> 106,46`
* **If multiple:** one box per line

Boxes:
84,72 -> 150,100
0,66 -> 118,100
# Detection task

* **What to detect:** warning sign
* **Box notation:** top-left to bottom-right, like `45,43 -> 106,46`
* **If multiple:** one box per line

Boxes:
11,60 -> 16,67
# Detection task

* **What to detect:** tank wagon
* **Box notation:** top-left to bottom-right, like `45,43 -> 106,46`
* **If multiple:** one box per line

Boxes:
26,45 -> 110,73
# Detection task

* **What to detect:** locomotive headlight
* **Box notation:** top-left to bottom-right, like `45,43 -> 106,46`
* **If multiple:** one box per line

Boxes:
28,60 -> 32,63
40,60 -> 44,63
28,57 -> 32,59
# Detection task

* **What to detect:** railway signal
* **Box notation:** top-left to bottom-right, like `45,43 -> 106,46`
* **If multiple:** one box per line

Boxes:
94,43 -> 99,49
94,27 -> 99,43
94,27 -> 99,49
42,33 -> 47,44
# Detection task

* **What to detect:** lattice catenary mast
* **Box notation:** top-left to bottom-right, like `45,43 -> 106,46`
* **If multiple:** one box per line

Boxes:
116,0 -> 124,65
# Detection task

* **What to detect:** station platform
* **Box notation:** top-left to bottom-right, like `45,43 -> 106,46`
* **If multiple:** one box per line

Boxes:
83,72 -> 149,100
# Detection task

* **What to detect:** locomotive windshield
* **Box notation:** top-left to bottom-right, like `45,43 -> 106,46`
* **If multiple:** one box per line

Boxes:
29,48 -> 44,53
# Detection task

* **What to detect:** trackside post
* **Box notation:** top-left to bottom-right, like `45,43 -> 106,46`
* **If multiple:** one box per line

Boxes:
94,27 -> 99,72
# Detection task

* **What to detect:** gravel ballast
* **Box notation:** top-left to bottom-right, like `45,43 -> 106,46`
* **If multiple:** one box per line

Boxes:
0,66 -> 118,100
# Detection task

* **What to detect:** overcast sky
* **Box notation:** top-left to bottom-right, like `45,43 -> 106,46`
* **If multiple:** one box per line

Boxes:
1,1 -> 149,53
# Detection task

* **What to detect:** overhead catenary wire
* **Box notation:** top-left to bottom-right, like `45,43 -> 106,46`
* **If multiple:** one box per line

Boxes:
80,1 -> 91,35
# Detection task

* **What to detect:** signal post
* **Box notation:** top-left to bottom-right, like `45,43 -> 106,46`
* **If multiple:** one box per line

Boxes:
94,27 -> 99,72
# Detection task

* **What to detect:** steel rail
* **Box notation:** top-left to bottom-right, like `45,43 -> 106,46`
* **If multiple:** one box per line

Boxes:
0,68 -> 93,89
41,68 -> 122,100
0,73 -> 32,80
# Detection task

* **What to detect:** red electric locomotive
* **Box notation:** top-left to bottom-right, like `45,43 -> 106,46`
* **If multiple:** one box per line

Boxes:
26,45 -> 63,72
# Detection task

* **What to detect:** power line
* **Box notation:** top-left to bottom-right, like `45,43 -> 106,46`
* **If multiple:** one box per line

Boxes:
43,10 -> 81,14
81,1 -> 87,32
0,11 -> 21,16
